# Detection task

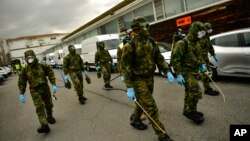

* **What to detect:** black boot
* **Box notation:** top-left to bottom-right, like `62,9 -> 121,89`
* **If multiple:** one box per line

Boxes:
79,97 -> 85,104
183,111 -> 204,124
158,134 -> 174,141
105,83 -> 113,88
130,117 -> 147,130
82,96 -> 87,101
37,124 -> 50,133
204,88 -> 219,96
47,116 -> 56,124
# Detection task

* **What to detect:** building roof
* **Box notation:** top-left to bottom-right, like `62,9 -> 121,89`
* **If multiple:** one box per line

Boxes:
62,0 -> 134,41
9,33 -> 68,41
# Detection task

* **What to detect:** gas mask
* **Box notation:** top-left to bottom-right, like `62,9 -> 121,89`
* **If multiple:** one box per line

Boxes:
97,42 -> 105,50
26,56 -> 35,64
207,29 -> 213,34
198,30 -> 206,39
68,45 -> 76,55
131,17 -> 150,39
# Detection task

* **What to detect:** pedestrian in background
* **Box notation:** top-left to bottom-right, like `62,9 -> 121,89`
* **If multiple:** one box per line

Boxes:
18,50 -> 57,133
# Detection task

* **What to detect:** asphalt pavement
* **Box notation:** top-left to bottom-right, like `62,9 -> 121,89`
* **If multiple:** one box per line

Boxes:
0,70 -> 249,141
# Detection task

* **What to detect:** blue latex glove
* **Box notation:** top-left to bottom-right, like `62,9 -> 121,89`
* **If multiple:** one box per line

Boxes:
83,70 -> 88,75
200,64 -> 207,73
120,75 -> 125,82
52,85 -> 57,93
213,55 -> 219,62
19,94 -> 26,103
166,71 -> 174,84
64,75 -> 70,81
127,88 -> 136,101
177,75 -> 185,85
96,66 -> 100,71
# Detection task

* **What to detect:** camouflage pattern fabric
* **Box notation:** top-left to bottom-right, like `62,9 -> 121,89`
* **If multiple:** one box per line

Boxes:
95,42 -> 113,84
117,43 -> 123,73
131,77 -> 166,136
199,23 -> 215,90
63,51 -> 85,98
120,17 -> 172,137
18,50 -> 56,126
172,21 -> 206,113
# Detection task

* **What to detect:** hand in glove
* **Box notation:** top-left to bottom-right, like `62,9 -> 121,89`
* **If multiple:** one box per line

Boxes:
120,75 -> 125,83
52,85 -> 58,93
127,88 -> 136,101
64,75 -> 70,81
166,71 -> 174,84
19,94 -> 26,103
83,70 -> 88,75
213,55 -> 219,62
96,66 -> 100,72
200,64 -> 207,73
177,75 -> 185,85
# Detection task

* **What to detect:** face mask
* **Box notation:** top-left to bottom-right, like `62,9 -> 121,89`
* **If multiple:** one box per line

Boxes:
198,30 -> 206,39
207,29 -> 213,34
69,49 -> 76,55
27,57 -> 35,63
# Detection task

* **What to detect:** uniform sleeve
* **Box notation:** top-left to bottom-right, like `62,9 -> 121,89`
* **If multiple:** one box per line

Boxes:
207,37 -> 215,56
172,41 -> 185,75
154,42 -> 171,73
63,56 -> 69,75
95,51 -> 100,66
120,43 -> 134,88
78,54 -> 85,71
44,64 -> 56,85
18,68 -> 27,94
117,46 -> 122,72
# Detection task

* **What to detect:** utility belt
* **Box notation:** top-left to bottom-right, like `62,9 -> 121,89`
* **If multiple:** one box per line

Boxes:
30,82 -> 48,90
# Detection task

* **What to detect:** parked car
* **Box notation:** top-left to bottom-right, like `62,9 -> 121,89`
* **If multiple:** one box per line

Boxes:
155,42 -> 172,76
209,28 -> 250,79
0,74 -> 5,84
0,67 -> 8,79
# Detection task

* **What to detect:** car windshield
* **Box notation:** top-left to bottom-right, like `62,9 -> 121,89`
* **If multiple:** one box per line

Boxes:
158,42 -> 171,53
103,39 -> 121,50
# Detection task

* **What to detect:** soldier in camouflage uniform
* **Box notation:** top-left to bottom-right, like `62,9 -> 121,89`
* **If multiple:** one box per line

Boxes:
199,23 -> 219,96
18,50 -> 57,133
63,45 -> 87,104
172,21 -> 208,124
95,41 -> 114,88
120,17 -> 174,141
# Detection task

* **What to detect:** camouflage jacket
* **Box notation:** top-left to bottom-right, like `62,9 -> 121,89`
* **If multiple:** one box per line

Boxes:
18,60 -> 56,93
95,49 -> 112,66
172,37 -> 205,75
63,54 -> 84,74
117,43 -> 124,72
120,38 -> 170,88
199,35 -> 215,58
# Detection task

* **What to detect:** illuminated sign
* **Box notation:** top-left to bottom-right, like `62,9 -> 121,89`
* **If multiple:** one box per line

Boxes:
176,16 -> 192,27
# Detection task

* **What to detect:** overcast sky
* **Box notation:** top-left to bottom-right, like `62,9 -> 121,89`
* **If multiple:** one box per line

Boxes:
0,0 -> 123,39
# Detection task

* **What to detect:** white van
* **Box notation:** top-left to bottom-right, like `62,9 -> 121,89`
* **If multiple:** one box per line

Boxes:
81,34 -> 120,70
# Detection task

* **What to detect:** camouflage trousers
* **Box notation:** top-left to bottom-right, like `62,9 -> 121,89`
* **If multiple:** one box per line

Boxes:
30,83 -> 53,126
100,63 -> 111,84
200,58 -> 212,90
69,71 -> 84,97
183,71 -> 202,113
131,77 -> 167,137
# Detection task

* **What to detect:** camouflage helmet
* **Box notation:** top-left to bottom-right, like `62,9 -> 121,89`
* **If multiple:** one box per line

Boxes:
188,21 -> 205,39
24,50 -> 36,58
204,23 -> 212,30
96,41 -> 105,50
68,45 -> 75,50
130,17 -> 149,31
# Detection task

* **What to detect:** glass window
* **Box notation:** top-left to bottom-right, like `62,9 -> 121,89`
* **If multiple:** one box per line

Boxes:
186,0 -> 224,11
214,34 -> 239,47
103,39 -> 121,50
99,25 -> 107,34
123,12 -> 133,30
133,3 -> 155,23
106,20 -> 119,34
163,0 -> 184,17
243,32 -> 250,47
